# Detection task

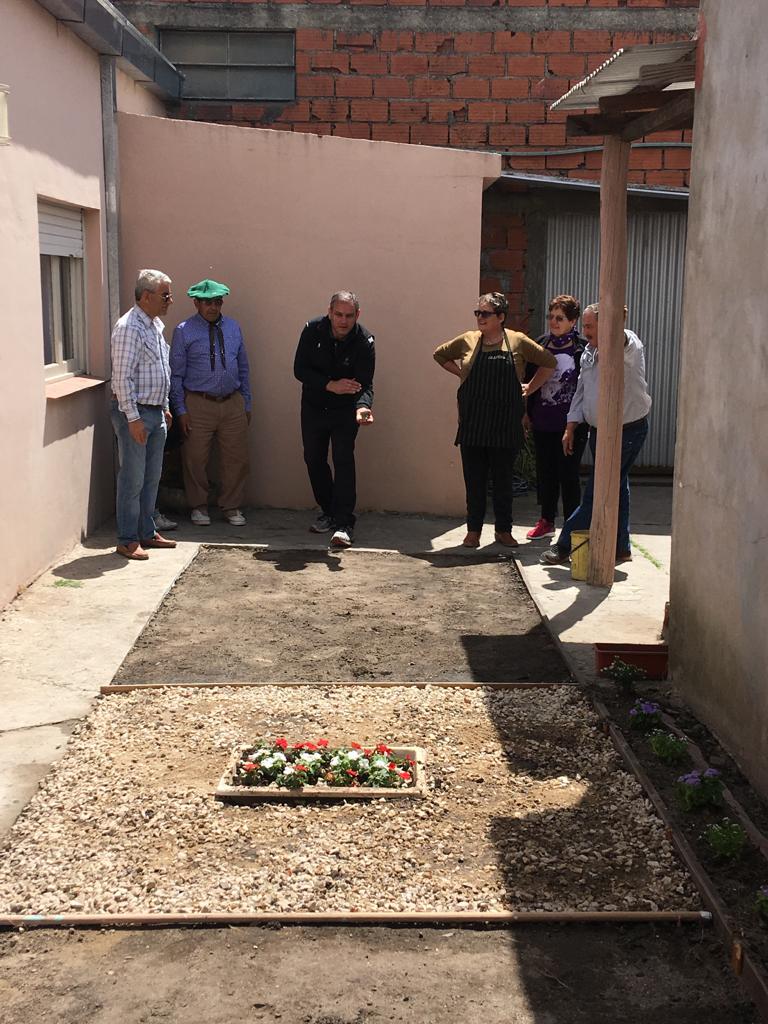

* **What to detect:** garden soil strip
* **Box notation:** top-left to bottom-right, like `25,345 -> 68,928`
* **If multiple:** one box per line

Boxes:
111,548 -> 569,686
658,710 -> 768,863
0,685 -> 699,918
593,700 -> 768,1022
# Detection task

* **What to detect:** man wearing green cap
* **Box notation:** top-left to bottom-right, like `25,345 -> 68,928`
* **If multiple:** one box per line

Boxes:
170,279 -> 252,526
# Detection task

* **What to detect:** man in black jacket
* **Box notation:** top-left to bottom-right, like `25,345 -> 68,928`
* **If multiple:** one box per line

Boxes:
293,291 -> 375,548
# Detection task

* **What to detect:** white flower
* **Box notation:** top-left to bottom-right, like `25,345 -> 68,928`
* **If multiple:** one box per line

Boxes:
255,748 -> 270,758
283,766 -> 295,776
261,757 -> 274,769
359,758 -> 370,769
273,752 -> 287,762
348,750 -> 361,761
330,756 -> 340,767
371,758 -> 387,769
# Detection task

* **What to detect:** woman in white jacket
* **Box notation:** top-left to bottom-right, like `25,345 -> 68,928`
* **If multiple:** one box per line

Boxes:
540,303 -> 652,566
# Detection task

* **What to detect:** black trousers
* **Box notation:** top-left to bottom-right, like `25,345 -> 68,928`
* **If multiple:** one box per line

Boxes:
301,404 -> 359,528
532,425 -> 588,524
460,445 -> 517,533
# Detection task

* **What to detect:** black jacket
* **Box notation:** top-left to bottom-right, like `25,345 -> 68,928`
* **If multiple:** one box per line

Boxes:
293,316 -> 375,411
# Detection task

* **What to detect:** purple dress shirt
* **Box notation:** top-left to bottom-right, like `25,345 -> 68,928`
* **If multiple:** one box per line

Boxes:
170,313 -> 252,415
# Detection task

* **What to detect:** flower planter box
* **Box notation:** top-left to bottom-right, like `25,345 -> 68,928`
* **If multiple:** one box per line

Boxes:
215,746 -> 427,803
594,642 -> 668,680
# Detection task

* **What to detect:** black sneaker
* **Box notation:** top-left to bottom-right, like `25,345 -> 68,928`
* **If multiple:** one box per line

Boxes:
309,513 -> 334,534
539,544 -> 570,565
330,527 -> 353,549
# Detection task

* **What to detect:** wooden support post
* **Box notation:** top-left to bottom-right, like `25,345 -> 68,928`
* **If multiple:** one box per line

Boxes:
587,135 -> 631,587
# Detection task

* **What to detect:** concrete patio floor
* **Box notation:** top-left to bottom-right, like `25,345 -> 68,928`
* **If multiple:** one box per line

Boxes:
0,483 -> 672,834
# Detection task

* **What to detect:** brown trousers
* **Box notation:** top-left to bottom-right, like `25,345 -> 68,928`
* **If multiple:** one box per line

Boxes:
181,390 -> 249,511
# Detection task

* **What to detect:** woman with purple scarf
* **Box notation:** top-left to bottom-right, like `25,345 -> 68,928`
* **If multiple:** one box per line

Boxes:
523,294 -> 589,540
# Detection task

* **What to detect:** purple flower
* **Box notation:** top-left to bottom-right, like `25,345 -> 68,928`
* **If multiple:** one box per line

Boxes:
678,771 -> 702,786
639,702 -> 661,715
703,768 -> 721,779
629,708 -> 638,717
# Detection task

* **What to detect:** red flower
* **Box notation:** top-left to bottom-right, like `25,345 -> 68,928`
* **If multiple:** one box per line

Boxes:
351,742 -> 362,750
304,742 -> 317,751
293,742 -> 305,750
388,762 -> 397,771
364,748 -> 373,757
295,764 -> 308,772
275,738 -> 288,750
347,769 -> 358,777
406,758 -> 416,766
242,762 -> 256,771
399,771 -> 412,781
317,739 -> 329,748
376,744 -> 392,754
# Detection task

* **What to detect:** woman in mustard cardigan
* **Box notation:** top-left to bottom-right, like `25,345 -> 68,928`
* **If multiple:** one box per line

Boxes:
433,293 -> 556,548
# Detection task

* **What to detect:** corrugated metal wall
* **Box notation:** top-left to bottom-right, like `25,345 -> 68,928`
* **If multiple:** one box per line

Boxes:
544,209 -> 687,469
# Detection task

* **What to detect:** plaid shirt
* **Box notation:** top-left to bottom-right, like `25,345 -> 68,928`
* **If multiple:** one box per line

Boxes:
111,305 -> 171,422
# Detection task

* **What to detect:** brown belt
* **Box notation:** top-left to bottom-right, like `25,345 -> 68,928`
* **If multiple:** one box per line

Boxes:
187,390 -> 236,403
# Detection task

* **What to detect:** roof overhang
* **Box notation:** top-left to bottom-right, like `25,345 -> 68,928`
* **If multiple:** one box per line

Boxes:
35,0 -> 182,98
551,41 -> 696,142
498,170 -> 688,202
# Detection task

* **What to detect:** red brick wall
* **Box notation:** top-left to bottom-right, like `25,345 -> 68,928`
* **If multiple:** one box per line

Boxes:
125,2 -> 696,189
123,0 -> 697,323
480,202 -> 531,328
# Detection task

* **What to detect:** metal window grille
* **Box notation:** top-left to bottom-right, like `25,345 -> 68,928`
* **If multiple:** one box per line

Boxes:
161,31 -> 295,102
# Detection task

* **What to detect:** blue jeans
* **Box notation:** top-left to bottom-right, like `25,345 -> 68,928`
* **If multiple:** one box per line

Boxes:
110,400 -> 167,545
556,417 -> 649,556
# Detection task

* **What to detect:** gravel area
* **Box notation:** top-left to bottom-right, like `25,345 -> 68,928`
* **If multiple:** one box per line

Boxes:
0,685 -> 699,916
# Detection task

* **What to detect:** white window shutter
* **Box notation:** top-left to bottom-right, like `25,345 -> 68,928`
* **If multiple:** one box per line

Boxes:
38,201 -> 84,258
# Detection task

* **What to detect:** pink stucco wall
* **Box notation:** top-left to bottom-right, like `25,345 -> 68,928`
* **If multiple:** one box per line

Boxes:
116,70 -> 167,118
0,0 -> 114,608
118,113 -> 499,516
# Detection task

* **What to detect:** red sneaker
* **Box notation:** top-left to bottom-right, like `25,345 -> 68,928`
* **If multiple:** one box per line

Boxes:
526,518 -> 555,540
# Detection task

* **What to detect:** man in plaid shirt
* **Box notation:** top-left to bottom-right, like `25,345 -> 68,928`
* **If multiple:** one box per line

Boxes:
110,269 -> 177,560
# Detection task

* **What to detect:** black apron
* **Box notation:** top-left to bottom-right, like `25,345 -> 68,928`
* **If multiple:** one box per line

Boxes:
455,341 -> 524,449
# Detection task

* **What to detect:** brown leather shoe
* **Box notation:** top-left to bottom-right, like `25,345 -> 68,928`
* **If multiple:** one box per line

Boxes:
462,531 -> 481,548
494,531 -> 518,547
140,533 -> 177,549
116,542 -> 149,561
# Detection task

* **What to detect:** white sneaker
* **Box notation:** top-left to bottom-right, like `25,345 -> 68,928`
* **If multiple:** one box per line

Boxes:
330,527 -> 353,548
154,511 -> 178,531
191,508 -> 211,526
225,509 -> 246,526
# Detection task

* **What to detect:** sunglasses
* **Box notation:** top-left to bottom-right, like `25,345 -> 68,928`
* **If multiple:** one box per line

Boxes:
474,309 -> 500,319
548,314 -> 568,322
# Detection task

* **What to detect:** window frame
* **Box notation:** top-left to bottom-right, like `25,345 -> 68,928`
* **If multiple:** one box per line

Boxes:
160,29 -> 296,103
38,202 -> 88,383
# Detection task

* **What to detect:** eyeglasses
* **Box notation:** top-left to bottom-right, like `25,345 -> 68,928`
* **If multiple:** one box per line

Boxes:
548,314 -> 567,322
159,292 -> 173,301
474,309 -> 500,319
199,298 -> 224,306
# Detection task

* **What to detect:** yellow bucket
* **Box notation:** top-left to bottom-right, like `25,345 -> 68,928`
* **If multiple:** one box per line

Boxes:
570,530 -> 590,581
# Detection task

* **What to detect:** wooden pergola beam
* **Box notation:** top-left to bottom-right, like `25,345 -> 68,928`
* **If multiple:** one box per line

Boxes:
566,114 -> 627,138
598,90 -> 671,114
566,91 -> 694,142
620,90 -> 695,141
588,135 -> 631,588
